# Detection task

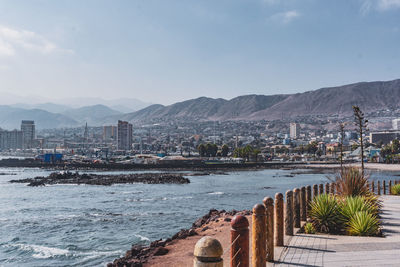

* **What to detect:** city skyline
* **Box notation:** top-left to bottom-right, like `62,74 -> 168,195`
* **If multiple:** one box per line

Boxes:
0,0 -> 400,104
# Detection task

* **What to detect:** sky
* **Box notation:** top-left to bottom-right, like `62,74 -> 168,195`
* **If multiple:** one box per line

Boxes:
0,0 -> 400,105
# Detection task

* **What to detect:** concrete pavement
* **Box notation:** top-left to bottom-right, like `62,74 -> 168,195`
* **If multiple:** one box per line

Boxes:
273,196 -> 400,267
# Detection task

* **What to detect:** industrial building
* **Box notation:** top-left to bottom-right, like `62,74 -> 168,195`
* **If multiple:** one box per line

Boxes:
21,120 -> 35,149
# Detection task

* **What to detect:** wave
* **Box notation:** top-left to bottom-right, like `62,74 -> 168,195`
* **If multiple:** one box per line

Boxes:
207,192 -> 224,195
134,234 -> 150,242
5,243 -> 70,259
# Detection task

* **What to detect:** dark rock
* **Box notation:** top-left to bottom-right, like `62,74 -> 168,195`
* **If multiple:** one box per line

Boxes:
153,247 -> 169,256
224,217 -> 232,222
201,226 -> 210,232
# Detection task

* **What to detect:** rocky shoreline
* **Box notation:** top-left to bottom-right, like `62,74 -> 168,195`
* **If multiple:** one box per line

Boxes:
9,171 -> 190,186
108,209 -> 251,267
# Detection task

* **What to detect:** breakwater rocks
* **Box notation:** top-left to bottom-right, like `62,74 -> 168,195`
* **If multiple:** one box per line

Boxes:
109,209 -> 250,267
9,172 -> 190,186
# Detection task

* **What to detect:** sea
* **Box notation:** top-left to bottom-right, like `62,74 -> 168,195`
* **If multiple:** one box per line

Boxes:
0,167 -> 398,266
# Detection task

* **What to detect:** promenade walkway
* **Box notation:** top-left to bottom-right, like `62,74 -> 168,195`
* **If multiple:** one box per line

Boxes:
274,195 -> 400,267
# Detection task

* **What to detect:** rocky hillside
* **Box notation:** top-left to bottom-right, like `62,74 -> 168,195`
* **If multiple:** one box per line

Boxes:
121,79 -> 400,122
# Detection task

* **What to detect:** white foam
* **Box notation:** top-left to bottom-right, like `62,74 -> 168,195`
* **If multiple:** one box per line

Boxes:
134,234 -> 150,242
8,243 -> 70,259
208,192 -> 224,195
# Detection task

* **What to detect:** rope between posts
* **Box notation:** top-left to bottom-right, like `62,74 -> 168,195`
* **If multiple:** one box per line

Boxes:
232,247 -> 241,261
222,233 -> 241,255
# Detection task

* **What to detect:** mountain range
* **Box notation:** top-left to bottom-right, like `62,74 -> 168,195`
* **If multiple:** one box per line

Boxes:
0,79 -> 399,129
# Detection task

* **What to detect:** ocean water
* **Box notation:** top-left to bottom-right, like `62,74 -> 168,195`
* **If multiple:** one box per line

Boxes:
0,167 -> 398,266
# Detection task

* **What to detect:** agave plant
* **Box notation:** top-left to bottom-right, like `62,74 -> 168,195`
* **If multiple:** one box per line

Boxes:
339,196 -> 378,224
309,194 -> 340,233
335,167 -> 370,197
391,184 -> 400,195
304,222 -> 316,234
347,211 -> 379,236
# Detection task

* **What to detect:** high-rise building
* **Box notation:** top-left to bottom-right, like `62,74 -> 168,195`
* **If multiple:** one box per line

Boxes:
103,125 -> 117,141
117,120 -> 133,150
290,123 -> 300,139
21,120 -> 35,149
0,130 -> 23,150
392,119 -> 400,130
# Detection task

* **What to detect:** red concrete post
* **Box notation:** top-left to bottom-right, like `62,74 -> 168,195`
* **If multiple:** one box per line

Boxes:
300,186 -> 306,221
313,184 -> 318,199
371,181 -> 375,194
252,204 -> 266,267
306,185 -> 312,218
319,184 -> 323,195
263,197 -> 274,262
377,181 -> 381,195
285,190 -> 294,236
383,180 -> 386,195
330,182 -> 335,195
231,215 -> 249,267
293,188 -> 301,228
275,193 -> 284,247
325,183 -> 330,194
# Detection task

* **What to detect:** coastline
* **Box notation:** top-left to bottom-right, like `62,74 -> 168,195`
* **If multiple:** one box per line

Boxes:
108,209 -> 251,267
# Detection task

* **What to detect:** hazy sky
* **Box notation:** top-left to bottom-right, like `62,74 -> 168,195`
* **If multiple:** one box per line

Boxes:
0,0 -> 400,105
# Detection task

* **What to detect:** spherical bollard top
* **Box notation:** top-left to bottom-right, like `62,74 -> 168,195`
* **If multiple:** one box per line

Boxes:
263,196 -> 274,206
294,188 -> 300,193
194,236 -> 223,258
286,190 -> 293,196
275,192 -> 283,200
231,215 -> 249,229
253,203 -> 265,214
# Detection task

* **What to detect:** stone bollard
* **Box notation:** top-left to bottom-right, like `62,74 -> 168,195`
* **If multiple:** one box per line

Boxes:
300,187 -> 306,221
285,190 -> 294,236
275,193 -> 284,247
194,236 -> 223,267
331,183 -> 335,195
371,181 -> 375,194
383,180 -> 386,195
319,184 -> 324,195
325,183 -> 330,195
313,184 -> 318,199
378,181 -> 381,195
306,185 -> 312,216
231,215 -> 249,267
252,204 -> 266,267
263,197 -> 274,262
293,188 -> 301,228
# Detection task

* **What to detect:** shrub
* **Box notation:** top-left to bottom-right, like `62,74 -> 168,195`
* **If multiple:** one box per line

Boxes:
309,194 -> 340,233
335,167 -> 369,197
339,196 -> 378,224
391,184 -> 400,195
304,222 -> 316,234
347,211 -> 379,236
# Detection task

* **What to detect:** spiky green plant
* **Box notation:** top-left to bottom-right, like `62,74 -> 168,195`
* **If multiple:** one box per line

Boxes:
304,222 -> 316,234
335,167 -> 370,197
339,196 -> 378,224
347,211 -> 379,236
309,194 -> 340,233
391,184 -> 400,195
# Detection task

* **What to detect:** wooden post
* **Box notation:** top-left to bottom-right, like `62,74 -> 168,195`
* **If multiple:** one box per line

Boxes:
306,185 -> 312,218
389,180 -> 392,195
371,181 -> 375,194
377,181 -> 381,195
325,183 -> 330,194
383,180 -> 386,195
194,236 -> 223,267
300,186 -> 306,221
313,184 -> 318,199
252,204 -> 266,267
319,184 -> 324,195
330,183 -> 335,195
293,188 -> 301,228
231,215 -> 249,267
263,197 -> 274,262
285,190 -> 294,236
275,193 -> 284,247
